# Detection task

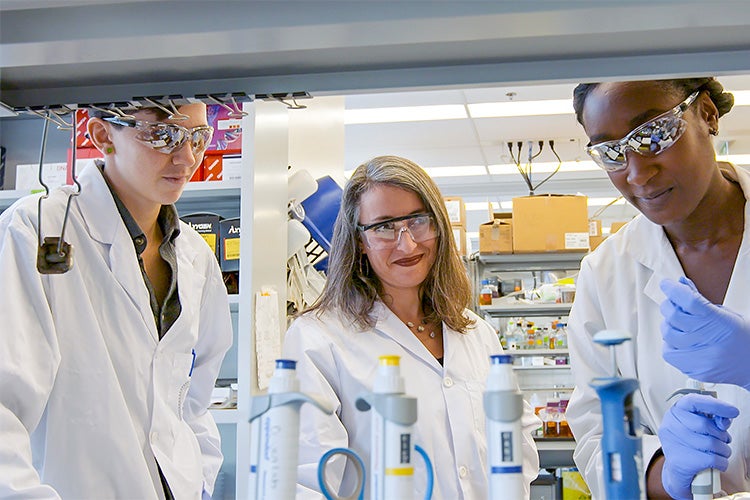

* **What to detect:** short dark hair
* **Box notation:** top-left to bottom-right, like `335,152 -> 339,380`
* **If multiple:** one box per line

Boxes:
572,77 -> 735,126
87,105 -> 170,125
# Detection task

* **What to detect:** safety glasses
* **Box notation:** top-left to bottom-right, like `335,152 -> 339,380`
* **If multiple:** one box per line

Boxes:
104,117 -> 214,156
585,91 -> 700,172
358,213 -> 437,250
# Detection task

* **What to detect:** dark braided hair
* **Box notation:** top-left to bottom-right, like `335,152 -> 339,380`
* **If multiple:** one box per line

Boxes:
572,77 -> 735,126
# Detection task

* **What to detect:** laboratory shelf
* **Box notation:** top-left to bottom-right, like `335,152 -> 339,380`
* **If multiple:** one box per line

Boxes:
513,365 -> 570,371
475,252 -> 586,272
0,183 -> 241,213
534,437 -> 576,469
481,302 -> 572,316
210,409 -> 241,425
228,294 -> 239,313
507,349 -> 569,356
181,181 -> 241,197
0,189 -> 29,211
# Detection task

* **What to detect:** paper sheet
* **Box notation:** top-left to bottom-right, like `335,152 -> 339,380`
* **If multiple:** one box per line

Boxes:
254,288 -> 281,390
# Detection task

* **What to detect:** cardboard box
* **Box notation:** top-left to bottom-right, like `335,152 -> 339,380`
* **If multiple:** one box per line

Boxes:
512,194 -> 589,253
588,219 -> 605,251
479,212 -> 513,254
219,217 -> 240,272
189,162 -> 204,182
443,196 -> 466,226
66,148 -> 103,184
75,109 -> 94,148
207,104 -> 243,154
203,154 -> 223,181
610,221 -> 629,234
452,226 -> 467,256
15,162 -> 69,193
181,212 -> 221,261
221,155 -> 242,183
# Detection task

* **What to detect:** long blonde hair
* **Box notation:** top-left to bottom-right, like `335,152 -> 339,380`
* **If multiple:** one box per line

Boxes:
306,155 -> 474,332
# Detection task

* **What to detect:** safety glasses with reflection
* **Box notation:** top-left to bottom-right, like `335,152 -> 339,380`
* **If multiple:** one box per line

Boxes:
586,90 -> 700,172
358,213 -> 438,250
104,117 -> 214,156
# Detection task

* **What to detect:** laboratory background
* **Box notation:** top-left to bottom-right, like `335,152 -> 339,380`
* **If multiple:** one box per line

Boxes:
1,2 -> 749,499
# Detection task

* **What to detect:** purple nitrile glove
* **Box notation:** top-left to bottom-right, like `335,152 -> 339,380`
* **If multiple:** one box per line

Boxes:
658,393 -> 739,500
660,276 -> 750,391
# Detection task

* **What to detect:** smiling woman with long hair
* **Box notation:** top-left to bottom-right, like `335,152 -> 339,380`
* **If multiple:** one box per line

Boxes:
282,155 -> 540,499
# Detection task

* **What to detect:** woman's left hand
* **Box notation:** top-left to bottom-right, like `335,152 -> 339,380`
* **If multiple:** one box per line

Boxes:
660,277 -> 750,391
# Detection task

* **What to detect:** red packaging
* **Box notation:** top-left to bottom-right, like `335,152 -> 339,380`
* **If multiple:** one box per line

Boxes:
203,154 -> 223,182
206,104 -> 242,154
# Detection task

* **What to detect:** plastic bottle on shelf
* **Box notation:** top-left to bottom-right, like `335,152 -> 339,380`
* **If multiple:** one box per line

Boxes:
525,323 -> 536,350
558,392 -> 573,438
543,395 -> 561,437
489,278 -> 500,298
479,279 -> 493,306
558,323 -> 569,349
528,392 -> 545,437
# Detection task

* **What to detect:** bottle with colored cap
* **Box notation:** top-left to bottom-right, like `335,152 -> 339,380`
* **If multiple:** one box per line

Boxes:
484,354 -> 525,500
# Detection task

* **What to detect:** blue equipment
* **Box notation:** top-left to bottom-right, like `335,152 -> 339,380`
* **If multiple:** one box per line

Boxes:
299,175 -> 342,273
590,330 -> 645,499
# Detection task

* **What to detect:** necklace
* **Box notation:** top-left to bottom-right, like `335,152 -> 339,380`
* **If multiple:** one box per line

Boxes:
406,318 -> 436,338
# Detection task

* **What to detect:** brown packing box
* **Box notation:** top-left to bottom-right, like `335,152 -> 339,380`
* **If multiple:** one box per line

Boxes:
610,221 -> 629,234
479,212 -> 513,254
452,226 -> 467,256
443,196 -> 466,227
512,194 -> 590,253
588,219 -> 605,251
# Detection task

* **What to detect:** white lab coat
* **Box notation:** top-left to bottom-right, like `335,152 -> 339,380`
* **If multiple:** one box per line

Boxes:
566,164 -> 750,498
283,301 -> 541,500
0,164 -> 233,499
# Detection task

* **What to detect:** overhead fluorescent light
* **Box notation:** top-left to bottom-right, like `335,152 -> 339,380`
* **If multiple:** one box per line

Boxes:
465,201 -> 512,211
344,104 -> 467,124
729,90 -> 750,106
588,197 -> 627,206
487,160 -> 603,175
468,99 -> 573,118
424,165 -> 487,177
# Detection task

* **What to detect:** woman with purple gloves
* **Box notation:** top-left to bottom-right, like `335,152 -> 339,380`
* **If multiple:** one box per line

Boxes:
564,77 -> 750,499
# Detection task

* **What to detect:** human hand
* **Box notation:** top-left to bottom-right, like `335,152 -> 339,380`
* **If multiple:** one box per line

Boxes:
660,277 -> 750,390
658,393 -> 739,500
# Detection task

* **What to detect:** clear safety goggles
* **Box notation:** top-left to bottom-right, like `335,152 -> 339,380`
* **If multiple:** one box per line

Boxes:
358,213 -> 437,250
104,117 -> 214,156
585,90 -> 700,172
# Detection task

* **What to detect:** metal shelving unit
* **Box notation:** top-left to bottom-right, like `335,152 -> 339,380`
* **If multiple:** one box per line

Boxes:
473,253 -> 582,470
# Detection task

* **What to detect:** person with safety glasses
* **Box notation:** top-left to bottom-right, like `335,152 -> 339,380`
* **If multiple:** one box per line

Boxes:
565,78 -> 750,499
282,155 -> 541,499
0,101 -> 232,499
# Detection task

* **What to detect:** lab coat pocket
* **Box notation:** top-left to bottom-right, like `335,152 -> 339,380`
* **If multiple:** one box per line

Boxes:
172,352 -> 195,421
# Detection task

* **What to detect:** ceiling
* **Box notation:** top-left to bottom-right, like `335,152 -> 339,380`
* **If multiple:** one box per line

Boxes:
3,1 -> 750,249
342,75 -> 750,242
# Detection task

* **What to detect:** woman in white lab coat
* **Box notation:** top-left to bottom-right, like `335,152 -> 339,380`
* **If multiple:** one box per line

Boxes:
283,155 -> 540,499
566,78 -> 750,499
0,102 -> 232,499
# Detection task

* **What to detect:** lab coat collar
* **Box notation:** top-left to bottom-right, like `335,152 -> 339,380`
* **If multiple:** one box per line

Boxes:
371,300 -> 445,372
75,164 -> 158,341
626,163 -> 750,307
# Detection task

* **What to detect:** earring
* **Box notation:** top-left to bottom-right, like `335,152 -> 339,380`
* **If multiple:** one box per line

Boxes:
358,254 -> 370,277
709,128 -> 718,136
105,146 -> 114,154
